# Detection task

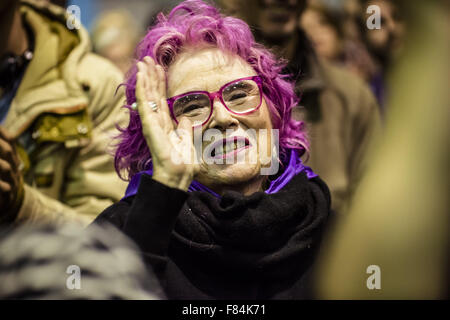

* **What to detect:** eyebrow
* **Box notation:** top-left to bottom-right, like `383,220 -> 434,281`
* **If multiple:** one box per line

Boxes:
170,76 -> 256,98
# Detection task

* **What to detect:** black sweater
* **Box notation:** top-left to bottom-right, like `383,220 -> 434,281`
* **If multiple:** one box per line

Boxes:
94,172 -> 331,299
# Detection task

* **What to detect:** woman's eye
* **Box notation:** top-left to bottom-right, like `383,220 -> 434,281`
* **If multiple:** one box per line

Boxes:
229,92 -> 248,101
183,104 -> 203,114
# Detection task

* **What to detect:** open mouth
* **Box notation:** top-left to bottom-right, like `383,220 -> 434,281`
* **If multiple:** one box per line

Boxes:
209,136 -> 251,159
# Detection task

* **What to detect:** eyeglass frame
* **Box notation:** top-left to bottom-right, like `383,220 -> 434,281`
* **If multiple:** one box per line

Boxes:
166,75 -> 263,127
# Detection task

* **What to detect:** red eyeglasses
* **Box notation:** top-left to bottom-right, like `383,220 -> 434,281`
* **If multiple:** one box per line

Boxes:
167,76 -> 263,127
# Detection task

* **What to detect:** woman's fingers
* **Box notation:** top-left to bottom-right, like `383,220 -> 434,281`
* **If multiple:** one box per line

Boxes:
141,61 -> 153,101
143,57 -> 158,99
140,57 -> 166,116
158,97 -> 173,131
177,118 -> 197,164
177,118 -> 193,141
152,63 -> 172,130
136,59 -> 175,155
156,64 -> 166,98
136,74 -> 161,153
143,58 -> 173,133
135,71 -> 150,127
137,57 -> 190,161
135,65 -> 146,106
136,70 -> 159,136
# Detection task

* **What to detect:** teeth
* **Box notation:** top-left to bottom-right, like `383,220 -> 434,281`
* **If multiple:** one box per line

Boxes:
213,141 -> 242,156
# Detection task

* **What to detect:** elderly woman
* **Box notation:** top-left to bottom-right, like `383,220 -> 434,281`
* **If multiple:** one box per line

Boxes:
95,0 -> 330,299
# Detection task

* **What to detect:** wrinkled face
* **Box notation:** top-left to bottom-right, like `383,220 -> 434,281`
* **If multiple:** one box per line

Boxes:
300,8 -> 341,60
167,47 -> 274,193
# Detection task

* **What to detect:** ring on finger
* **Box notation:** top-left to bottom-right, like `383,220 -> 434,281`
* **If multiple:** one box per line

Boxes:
148,101 -> 158,112
131,101 -> 158,112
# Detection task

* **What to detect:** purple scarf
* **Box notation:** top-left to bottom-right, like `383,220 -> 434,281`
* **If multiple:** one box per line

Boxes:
123,149 -> 317,199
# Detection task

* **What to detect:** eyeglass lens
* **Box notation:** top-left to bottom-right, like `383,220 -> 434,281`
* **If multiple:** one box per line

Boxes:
172,79 -> 261,125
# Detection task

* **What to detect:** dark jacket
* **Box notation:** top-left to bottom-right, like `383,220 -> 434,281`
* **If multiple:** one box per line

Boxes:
94,171 -> 331,300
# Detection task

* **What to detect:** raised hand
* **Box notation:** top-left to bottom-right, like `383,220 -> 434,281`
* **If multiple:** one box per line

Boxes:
135,57 -> 199,191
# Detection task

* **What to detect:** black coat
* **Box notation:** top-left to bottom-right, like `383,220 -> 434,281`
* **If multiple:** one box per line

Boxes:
94,172 -> 331,299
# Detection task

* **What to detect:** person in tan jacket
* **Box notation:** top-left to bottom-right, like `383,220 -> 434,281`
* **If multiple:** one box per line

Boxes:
292,53 -> 381,214
219,0 -> 382,214
0,0 -> 128,225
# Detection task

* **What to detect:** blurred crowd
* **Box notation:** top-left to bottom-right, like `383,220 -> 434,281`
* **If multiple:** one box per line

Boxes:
300,0 -> 405,111
0,0 -> 448,299
89,0 -> 404,111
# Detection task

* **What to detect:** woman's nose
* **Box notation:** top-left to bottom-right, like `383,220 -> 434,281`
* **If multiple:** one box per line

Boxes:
208,98 -> 239,131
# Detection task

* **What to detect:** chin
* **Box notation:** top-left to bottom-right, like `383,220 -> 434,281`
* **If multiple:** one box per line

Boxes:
197,162 -> 262,190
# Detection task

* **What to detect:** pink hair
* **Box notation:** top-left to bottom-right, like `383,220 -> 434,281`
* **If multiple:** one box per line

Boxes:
115,0 -> 309,180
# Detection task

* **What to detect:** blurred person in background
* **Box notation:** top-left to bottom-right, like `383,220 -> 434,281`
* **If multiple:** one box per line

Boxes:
219,0 -> 382,214
359,0 -> 405,73
0,0 -> 128,226
300,2 -> 345,64
301,1 -> 381,108
91,9 -> 141,74
352,0 -> 405,110
146,2 -> 175,27
316,0 -> 449,299
0,223 -> 162,299
300,1 -> 377,78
